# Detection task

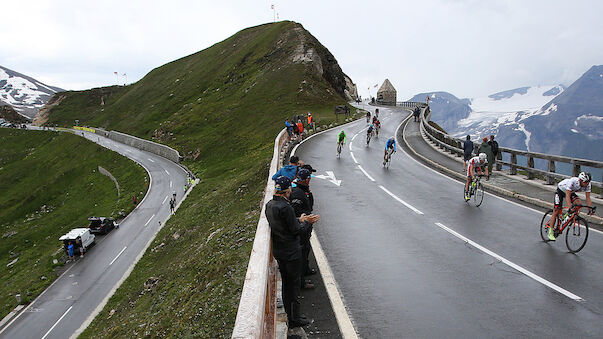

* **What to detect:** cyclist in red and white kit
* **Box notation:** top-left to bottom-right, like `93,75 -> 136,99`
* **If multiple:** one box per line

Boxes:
547,172 -> 593,240
464,153 -> 489,200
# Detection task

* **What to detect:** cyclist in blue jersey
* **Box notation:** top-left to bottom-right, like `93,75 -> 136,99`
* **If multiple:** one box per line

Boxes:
383,137 -> 396,164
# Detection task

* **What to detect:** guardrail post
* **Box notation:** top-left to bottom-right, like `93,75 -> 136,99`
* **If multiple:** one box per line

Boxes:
527,156 -> 535,179
496,153 -> 502,171
572,163 -> 581,177
510,153 -> 517,175
546,159 -> 556,185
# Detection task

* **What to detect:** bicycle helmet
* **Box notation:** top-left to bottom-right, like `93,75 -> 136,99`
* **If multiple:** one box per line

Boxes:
479,153 -> 487,162
578,171 -> 592,183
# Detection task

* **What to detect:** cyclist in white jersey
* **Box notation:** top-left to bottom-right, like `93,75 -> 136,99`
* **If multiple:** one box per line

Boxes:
547,172 -> 593,240
464,153 -> 489,200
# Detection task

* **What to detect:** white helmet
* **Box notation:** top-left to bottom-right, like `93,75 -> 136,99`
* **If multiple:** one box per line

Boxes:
578,171 -> 591,182
479,153 -> 487,162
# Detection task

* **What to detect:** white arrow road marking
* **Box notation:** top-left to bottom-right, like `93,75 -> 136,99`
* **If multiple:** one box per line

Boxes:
144,214 -> 155,227
357,165 -> 375,182
434,222 -> 583,301
109,247 -> 127,266
314,171 -> 342,186
41,306 -> 72,339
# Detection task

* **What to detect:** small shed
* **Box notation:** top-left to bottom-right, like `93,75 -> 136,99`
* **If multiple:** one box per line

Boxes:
376,79 -> 397,105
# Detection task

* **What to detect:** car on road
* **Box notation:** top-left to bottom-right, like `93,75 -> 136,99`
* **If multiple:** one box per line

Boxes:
88,217 -> 118,234
59,228 -> 95,256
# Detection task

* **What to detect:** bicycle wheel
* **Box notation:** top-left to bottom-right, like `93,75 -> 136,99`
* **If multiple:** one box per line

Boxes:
565,217 -> 589,253
337,143 -> 342,157
473,182 -> 484,207
366,134 -> 371,146
539,210 -> 554,242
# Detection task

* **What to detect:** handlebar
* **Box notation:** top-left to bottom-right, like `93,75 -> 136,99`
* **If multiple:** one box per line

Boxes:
570,205 -> 597,215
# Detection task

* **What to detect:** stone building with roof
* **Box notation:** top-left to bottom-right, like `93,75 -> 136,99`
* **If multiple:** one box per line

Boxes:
376,79 -> 397,105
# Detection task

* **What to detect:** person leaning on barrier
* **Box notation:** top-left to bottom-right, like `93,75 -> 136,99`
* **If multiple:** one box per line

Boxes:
272,156 -> 299,181
266,176 -> 320,328
290,168 -> 318,288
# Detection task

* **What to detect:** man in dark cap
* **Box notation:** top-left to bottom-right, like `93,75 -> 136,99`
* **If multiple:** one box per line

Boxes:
266,176 -> 320,328
290,169 -> 318,288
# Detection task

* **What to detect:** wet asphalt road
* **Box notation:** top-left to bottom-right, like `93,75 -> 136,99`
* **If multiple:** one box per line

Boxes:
295,106 -> 603,338
0,130 -> 187,339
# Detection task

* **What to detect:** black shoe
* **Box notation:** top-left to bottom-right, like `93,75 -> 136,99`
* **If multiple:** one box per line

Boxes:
289,317 -> 311,328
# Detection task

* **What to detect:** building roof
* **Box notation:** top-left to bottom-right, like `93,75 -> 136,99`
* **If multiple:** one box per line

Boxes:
377,79 -> 396,94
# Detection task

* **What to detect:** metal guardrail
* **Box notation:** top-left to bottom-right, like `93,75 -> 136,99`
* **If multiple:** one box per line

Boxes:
418,105 -> 603,192
232,129 -> 288,339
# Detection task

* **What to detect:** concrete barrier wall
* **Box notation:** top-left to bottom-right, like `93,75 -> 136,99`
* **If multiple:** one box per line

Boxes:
93,128 -> 182,163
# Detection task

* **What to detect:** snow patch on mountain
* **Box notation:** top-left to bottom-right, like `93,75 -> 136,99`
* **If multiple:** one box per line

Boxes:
0,66 -> 63,119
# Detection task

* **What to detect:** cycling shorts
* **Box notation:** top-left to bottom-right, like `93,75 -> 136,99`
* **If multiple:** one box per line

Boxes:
466,165 -> 482,178
554,188 -> 578,209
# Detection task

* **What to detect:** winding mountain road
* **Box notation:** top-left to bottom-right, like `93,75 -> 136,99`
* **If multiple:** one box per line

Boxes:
295,106 -> 603,337
0,130 -> 188,339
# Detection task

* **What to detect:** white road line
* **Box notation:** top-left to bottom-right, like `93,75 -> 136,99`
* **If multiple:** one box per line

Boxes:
309,234 -> 359,338
170,181 -> 173,188
434,222 -> 583,301
379,185 -> 424,215
109,247 -> 127,266
352,133 -> 358,142
144,214 -> 155,227
350,152 -> 359,164
162,195 -> 169,204
348,141 -> 353,151
40,306 -> 73,339
357,165 -> 376,182
164,169 -> 170,175
148,158 -> 155,162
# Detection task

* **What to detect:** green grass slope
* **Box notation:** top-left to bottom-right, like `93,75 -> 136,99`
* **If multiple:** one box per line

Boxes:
43,21 -> 354,337
0,129 -> 148,319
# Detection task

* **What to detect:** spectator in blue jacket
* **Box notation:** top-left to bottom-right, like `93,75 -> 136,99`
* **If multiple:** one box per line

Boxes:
272,156 -> 299,181
285,119 -> 293,139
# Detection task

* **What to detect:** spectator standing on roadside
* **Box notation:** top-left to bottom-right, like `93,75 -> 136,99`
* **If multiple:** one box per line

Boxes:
307,113 -> 313,131
488,135 -> 499,172
169,199 -> 175,214
462,135 -> 474,172
413,106 -> 420,122
272,156 -> 299,181
265,176 -> 319,328
285,119 -> 293,140
290,169 -> 318,288
292,122 -> 300,141
297,119 -> 304,138
133,195 -> 137,205
478,137 -> 494,173
67,242 -> 75,260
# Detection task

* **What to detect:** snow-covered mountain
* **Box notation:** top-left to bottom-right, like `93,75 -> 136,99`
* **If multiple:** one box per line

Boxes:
0,65 -> 63,120
413,65 -> 603,162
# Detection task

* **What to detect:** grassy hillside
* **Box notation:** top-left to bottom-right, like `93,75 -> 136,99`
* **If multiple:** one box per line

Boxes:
43,21 -> 353,337
0,129 -> 148,319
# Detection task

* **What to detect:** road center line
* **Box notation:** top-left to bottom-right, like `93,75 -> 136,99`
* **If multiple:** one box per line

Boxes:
434,222 -> 583,301
350,152 -> 359,164
352,133 -> 358,142
164,169 -> 170,175
170,180 -> 173,188
379,185 -> 424,214
148,158 -> 155,162
162,195 -> 169,204
349,141 -> 353,151
40,305 -> 72,339
357,165 -> 376,182
109,247 -> 127,266
144,214 -> 155,227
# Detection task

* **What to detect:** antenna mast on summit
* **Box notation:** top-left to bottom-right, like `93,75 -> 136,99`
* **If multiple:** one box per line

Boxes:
271,4 -> 276,22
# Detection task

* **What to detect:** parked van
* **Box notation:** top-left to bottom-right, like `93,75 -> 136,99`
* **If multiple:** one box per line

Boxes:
59,228 -> 96,256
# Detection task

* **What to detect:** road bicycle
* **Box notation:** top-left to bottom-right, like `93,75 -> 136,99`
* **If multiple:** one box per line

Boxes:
337,141 -> 344,157
464,174 -> 485,207
375,124 -> 380,137
540,205 -> 596,253
383,148 -> 394,168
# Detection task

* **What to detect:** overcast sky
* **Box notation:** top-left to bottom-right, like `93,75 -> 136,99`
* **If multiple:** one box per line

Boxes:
2,0 -> 602,100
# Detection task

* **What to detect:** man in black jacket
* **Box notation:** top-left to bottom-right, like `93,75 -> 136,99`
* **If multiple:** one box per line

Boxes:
290,169 -> 318,288
266,176 -> 319,328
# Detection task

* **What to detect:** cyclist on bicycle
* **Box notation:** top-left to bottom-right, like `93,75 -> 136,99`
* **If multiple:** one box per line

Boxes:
383,137 -> 396,164
367,124 -> 374,137
374,118 -> 381,135
464,153 -> 489,201
337,130 -> 347,146
547,172 -> 593,240
366,111 -> 371,123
